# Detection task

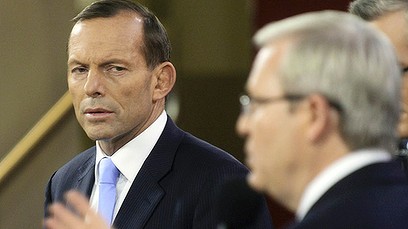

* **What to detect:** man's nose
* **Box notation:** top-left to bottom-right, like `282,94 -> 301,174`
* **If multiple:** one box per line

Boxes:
84,70 -> 105,97
236,113 -> 250,138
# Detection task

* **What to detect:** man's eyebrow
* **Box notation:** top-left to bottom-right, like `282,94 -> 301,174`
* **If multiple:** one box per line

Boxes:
67,59 -> 85,66
100,59 -> 128,65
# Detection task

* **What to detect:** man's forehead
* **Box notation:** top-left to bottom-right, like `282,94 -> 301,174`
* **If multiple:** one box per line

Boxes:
71,12 -> 144,33
69,13 -> 144,44
246,44 -> 286,94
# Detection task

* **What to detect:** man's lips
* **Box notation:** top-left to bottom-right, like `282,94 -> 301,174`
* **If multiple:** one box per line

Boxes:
83,108 -> 114,118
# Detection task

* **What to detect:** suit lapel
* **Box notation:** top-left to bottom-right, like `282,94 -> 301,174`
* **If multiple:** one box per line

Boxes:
113,117 -> 184,228
75,147 -> 96,198
113,171 -> 165,228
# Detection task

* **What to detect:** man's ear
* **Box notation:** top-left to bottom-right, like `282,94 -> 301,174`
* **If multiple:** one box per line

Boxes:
152,62 -> 176,100
305,94 -> 335,142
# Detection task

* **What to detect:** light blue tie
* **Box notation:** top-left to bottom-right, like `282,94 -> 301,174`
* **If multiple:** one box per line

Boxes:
98,157 -> 120,225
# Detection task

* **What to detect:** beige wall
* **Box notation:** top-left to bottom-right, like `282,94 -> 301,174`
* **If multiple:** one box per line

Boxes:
0,1 -> 251,228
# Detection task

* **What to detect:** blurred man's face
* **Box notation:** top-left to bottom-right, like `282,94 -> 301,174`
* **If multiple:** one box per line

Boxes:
236,40 -> 307,204
371,10 -> 408,137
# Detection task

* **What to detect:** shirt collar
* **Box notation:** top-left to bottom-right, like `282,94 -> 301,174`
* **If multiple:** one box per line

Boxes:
296,148 -> 392,220
95,111 -> 168,183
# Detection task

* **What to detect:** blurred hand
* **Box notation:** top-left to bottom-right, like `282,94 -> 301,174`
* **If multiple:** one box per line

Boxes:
44,190 -> 111,229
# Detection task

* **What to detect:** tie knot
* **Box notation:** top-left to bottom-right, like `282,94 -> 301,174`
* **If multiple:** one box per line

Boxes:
99,157 -> 119,184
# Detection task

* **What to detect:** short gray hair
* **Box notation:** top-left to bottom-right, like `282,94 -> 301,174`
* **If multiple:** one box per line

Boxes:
254,10 -> 401,151
349,0 -> 408,20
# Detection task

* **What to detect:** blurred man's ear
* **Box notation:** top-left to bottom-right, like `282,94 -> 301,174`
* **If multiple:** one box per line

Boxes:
305,94 -> 337,142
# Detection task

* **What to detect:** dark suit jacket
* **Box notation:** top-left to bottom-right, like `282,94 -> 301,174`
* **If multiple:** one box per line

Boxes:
289,160 -> 408,229
45,117 -> 273,229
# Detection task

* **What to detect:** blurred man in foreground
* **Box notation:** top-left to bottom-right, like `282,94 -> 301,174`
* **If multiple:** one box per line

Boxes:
236,10 -> 408,228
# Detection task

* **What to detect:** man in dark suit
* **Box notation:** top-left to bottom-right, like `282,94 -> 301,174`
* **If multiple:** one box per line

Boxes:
236,10 -> 408,228
43,0 -> 272,228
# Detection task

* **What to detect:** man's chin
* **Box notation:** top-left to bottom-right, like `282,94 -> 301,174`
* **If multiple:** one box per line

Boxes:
85,132 -> 112,142
247,172 -> 265,193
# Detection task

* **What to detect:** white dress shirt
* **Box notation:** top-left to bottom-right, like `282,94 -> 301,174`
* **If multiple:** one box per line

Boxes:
89,111 -> 167,221
296,148 -> 392,221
